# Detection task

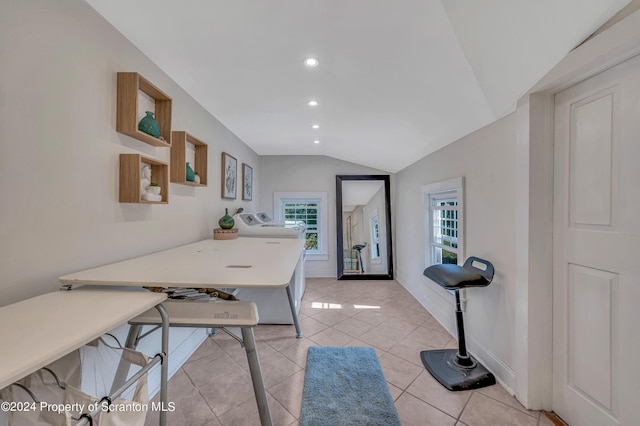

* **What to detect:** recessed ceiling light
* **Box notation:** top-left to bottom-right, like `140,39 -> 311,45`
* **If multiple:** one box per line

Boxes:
312,124 -> 320,129
304,57 -> 319,67
307,100 -> 318,107
314,140 -> 320,144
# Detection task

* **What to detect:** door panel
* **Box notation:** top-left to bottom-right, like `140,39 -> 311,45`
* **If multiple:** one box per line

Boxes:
569,91 -> 615,228
567,264 -> 617,412
553,55 -> 640,426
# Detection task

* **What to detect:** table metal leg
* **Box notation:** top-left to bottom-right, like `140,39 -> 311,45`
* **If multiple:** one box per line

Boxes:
155,304 -> 169,426
285,284 -> 303,338
241,327 -> 272,426
109,307 -> 168,426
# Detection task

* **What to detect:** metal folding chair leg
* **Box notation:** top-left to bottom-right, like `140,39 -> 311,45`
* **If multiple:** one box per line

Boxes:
241,327 -> 272,426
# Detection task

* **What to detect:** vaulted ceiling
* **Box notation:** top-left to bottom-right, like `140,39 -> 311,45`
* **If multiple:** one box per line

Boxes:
85,0 -> 630,172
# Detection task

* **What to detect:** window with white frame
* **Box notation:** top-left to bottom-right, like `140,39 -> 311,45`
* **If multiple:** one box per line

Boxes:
274,192 -> 328,260
370,210 -> 381,261
422,177 -> 464,267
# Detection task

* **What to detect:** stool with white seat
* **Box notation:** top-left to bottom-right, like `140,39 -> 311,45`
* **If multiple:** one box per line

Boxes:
420,256 -> 496,391
127,299 -> 272,426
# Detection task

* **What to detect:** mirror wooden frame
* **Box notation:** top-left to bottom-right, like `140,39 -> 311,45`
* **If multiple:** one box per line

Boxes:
336,175 -> 393,280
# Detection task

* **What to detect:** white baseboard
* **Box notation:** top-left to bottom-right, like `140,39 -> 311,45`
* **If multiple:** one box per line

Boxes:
305,268 -> 336,278
466,334 -> 517,393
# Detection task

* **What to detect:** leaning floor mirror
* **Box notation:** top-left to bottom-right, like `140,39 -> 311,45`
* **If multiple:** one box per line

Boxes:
336,175 -> 393,280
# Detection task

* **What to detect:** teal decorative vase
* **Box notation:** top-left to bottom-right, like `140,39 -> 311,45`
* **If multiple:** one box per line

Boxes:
186,162 -> 195,182
138,111 -> 160,138
218,208 -> 235,229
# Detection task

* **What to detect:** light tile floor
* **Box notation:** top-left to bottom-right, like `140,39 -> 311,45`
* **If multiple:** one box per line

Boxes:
147,278 -> 552,426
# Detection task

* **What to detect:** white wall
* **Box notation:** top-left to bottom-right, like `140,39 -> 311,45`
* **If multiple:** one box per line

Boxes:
394,113 -> 518,390
258,155 -> 389,277
0,0 -> 259,396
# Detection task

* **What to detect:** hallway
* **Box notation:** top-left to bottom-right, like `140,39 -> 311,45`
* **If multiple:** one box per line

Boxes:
147,278 -> 554,425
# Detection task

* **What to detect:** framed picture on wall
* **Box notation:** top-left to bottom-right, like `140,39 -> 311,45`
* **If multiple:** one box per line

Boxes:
242,163 -> 253,201
221,152 -> 237,199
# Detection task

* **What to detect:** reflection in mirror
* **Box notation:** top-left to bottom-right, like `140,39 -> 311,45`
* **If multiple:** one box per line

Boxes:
336,175 -> 393,280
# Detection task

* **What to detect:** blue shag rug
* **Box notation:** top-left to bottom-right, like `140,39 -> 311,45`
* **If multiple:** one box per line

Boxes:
300,346 -> 401,426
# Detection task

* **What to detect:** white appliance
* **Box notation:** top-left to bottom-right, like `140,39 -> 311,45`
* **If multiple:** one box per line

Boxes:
233,212 -> 305,238
231,212 -> 307,324
254,211 -> 274,223
255,211 -> 305,229
228,252 -> 305,325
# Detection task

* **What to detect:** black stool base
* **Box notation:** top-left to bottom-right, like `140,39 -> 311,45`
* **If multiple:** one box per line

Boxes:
421,349 -> 496,391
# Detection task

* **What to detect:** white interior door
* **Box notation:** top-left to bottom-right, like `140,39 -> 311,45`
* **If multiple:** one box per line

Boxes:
553,55 -> 640,426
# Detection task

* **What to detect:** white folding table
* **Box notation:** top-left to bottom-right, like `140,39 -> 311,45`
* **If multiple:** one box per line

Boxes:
58,237 -> 306,426
0,288 -> 169,426
59,238 -> 306,337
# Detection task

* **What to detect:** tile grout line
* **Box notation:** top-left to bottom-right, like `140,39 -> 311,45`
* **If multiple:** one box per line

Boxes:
456,389 -> 475,422
399,369 -> 470,424
181,365 -> 224,424
266,388 -> 299,424
475,389 -> 540,419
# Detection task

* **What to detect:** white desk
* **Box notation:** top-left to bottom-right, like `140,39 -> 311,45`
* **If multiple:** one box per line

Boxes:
59,238 -> 306,336
58,238 -> 305,288
58,237 -> 306,426
0,288 -> 169,425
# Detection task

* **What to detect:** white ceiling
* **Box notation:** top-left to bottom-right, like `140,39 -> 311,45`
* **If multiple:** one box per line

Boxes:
85,0 -> 629,173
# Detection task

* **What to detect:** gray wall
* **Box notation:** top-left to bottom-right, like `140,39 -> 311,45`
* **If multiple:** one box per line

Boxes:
0,0 -> 259,397
393,113 -> 518,390
258,155 -> 390,277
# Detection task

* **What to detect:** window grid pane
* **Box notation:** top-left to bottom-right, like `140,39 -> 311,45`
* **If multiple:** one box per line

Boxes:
432,208 -> 458,246
283,201 -> 321,252
370,215 -> 380,259
429,196 -> 459,265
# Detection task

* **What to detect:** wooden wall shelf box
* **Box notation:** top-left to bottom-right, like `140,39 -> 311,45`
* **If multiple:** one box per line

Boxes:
171,131 -> 208,186
117,72 -> 172,147
119,153 -> 169,204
